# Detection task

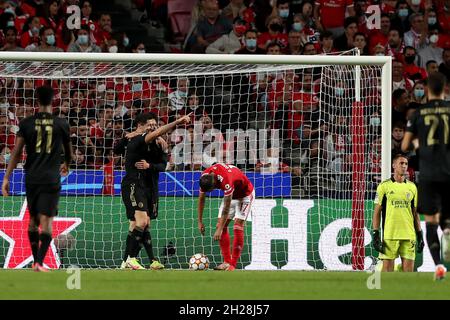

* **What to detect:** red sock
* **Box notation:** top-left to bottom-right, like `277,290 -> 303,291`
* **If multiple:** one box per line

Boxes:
219,226 -> 231,264
231,224 -> 244,268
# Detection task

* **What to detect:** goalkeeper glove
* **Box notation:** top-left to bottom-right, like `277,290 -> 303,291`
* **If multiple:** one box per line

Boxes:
372,230 -> 384,253
416,230 -> 424,253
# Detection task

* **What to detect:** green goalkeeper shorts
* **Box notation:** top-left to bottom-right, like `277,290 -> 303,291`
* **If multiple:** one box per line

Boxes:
379,239 -> 416,260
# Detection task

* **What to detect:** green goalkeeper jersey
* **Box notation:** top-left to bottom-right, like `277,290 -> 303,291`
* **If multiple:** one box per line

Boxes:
374,177 -> 418,240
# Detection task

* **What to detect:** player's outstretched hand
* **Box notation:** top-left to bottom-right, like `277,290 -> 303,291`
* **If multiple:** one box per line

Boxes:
178,113 -> 192,125
2,179 -> 9,197
198,222 -> 205,236
60,163 -> 69,177
372,230 -> 384,253
135,160 -> 150,170
416,230 -> 425,253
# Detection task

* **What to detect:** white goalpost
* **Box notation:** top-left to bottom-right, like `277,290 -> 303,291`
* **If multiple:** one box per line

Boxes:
0,52 -> 392,270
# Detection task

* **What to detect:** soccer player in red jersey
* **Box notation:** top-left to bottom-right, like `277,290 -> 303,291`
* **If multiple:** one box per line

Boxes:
197,163 -> 255,271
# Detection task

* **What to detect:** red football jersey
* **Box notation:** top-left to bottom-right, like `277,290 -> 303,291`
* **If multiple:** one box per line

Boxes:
200,163 -> 254,199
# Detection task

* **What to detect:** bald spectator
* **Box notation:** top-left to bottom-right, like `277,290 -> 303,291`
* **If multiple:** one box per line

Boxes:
192,1 -> 233,53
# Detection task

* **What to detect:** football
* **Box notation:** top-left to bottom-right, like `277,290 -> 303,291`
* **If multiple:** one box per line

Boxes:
189,253 -> 209,271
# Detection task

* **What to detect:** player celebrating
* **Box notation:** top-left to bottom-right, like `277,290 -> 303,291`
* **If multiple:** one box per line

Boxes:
372,154 -> 424,272
198,163 -> 255,271
1,86 -> 72,272
117,114 -> 169,270
121,112 -> 191,270
402,72 -> 450,280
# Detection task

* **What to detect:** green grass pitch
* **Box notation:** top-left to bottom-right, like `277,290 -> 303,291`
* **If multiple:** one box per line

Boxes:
0,270 -> 449,300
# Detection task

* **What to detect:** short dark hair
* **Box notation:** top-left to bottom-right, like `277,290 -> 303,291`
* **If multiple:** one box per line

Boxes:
393,88 -> 407,101
393,121 -> 405,130
426,60 -> 437,67
266,41 -> 281,51
344,16 -> 358,29
36,85 -> 54,106
199,174 -> 215,192
320,30 -> 333,41
427,72 -> 447,96
392,153 -> 408,163
134,113 -> 153,126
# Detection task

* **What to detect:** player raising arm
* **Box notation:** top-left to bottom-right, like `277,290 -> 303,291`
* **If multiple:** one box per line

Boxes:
372,154 -> 424,272
401,72 -> 450,280
120,112 -> 190,270
2,86 -> 73,272
198,164 -> 255,271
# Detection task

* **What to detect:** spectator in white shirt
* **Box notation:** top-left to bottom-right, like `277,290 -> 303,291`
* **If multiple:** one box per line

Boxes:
168,77 -> 190,111
206,17 -> 246,54
404,13 -> 427,50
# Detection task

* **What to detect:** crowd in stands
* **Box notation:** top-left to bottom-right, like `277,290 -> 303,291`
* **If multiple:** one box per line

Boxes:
0,0 -> 448,196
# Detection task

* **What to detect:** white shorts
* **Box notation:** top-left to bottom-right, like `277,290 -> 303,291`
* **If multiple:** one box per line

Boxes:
218,190 -> 255,221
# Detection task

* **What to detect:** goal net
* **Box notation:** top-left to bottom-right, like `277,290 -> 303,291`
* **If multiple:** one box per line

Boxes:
0,52 -> 390,270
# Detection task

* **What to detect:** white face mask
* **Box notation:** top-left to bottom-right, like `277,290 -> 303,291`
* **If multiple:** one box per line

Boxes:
109,45 -> 118,53
137,49 -> 146,53
429,34 -> 439,44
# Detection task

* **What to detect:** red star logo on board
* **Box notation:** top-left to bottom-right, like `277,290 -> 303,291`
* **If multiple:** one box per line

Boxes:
0,201 -> 81,269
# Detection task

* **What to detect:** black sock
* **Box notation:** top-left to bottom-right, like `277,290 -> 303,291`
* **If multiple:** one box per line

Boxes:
130,227 -> 144,258
28,230 -> 39,263
36,232 -> 52,265
123,231 -> 133,261
142,229 -> 155,261
426,222 -> 441,265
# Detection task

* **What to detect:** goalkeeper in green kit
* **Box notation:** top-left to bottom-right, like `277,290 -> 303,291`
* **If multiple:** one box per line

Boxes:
372,154 -> 424,272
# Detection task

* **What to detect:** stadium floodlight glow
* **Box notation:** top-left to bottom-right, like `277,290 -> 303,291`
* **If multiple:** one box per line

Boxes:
0,52 -> 391,271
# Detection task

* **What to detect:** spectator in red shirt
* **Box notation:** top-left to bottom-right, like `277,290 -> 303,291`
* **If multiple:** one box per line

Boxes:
314,0 -> 355,38
334,16 -> 359,52
403,46 -> 427,81
0,114 -> 15,166
41,0 -> 62,31
368,13 -> 391,54
257,15 -> 288,50
94,13 -> 113,51
20,16 -> 41,49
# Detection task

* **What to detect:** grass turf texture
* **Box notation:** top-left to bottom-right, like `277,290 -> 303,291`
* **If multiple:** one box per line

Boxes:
0,270 -> 449,300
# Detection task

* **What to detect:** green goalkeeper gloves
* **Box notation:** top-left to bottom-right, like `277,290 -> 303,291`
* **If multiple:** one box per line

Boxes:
372,230 -> 384,253
416,230 -> 424,253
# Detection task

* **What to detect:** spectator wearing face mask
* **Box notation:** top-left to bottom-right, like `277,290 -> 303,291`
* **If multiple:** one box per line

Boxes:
257,15 -> 288,50
403,46 -> 427,81
206,17 -> 247,54
418,28 -> 444,69
28,26 -> 63,52
235,29 -> 265,54
411,81 -> 426,104
132,42 -> 146,53
291,13 -> 318,48
68,25 -> 101,52
20,16 -> 41,49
